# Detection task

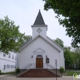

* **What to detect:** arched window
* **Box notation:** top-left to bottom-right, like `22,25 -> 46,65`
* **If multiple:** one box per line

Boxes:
8,53 -> 10,58
36,55 -> 43,58
3,53 -> 6,57
12,55 -> 14,59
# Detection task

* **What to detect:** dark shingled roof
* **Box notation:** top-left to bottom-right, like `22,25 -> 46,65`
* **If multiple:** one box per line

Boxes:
33,10 -> 46,25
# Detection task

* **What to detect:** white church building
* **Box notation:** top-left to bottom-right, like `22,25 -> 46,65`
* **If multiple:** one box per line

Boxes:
17,11 -> 65,77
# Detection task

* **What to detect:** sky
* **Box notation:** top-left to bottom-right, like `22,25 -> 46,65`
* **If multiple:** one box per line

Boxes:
0,0 -> 72,47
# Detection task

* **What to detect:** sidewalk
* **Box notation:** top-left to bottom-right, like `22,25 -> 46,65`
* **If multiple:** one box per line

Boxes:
0,75 -> 73,80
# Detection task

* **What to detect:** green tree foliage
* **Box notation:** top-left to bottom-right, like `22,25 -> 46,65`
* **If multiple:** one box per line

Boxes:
54,38 -> 64,48
54,38 -> 73,68
72,47 -> 80,69
74,47 -> 80,54
15,68 -> 20,73
0,16 -> 31,53
64,47 -> 73,69
54,38 -> 80,69
43,0 -> 80,47
60,67 -> 64,73
0,70 -> 1,74
64,47 -> 80,69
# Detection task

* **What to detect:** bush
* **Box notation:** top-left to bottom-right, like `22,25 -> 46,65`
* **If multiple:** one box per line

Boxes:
0,70 -> 1,74
60,67 -> 64,73
15,68 -> 20,73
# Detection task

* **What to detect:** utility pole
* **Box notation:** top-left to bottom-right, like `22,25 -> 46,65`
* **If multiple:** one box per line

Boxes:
55,59 -> 57,80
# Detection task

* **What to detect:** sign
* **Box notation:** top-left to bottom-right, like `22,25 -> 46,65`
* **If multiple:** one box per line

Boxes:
55,60 -> 57,66
46,58 -> 49,63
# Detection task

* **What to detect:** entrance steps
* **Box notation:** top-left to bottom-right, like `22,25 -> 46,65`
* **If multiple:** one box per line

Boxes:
18,69 -> 61,77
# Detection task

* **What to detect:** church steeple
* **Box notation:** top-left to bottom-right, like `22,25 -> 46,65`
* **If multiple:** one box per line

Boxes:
32,10 -> 47,39
33,10 -> 46,26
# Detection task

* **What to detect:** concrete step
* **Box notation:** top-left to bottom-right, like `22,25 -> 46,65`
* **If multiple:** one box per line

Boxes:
48,69 -> 62,77
19,69 -> 60,77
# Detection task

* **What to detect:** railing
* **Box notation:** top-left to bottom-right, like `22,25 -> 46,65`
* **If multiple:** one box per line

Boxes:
47,64 -> 55,69
17,63 -> 58,77
17,63 -> 61,77
30,63 -> 36,69
17,63 -> 33,76
21,63 -> 32,69
21,63 -> 55,70
43,63 -> 55,69
46,63 -> 61,76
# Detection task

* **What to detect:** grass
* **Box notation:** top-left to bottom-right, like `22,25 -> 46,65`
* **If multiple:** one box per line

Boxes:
0,71 -> 16,75
66,70 -> 80,76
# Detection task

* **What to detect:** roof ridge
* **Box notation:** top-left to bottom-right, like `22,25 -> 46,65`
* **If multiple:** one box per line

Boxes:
47,36 -> 64,51
20,35 -> 62,52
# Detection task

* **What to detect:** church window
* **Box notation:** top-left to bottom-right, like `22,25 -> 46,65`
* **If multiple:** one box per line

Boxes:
3,65 -> 6,70
12,55 -> 14,59
7,65 -> 10,68
3,53 -> 6,57
15,57 -> 16,60
11,65 -> 13,68
8,53 -> 10,58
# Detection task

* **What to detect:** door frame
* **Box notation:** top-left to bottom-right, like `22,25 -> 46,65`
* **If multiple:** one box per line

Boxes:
36,55 -> 43,68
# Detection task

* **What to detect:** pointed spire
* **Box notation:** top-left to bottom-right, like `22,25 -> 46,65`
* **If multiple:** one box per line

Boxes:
33,10 -> 46,25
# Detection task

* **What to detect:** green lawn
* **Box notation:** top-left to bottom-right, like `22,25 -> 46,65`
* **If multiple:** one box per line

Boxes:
0,71 -> 15,75
66,70 -> 80,76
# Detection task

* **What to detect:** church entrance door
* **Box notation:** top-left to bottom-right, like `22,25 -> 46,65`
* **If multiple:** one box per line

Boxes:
36,55 -> 43,68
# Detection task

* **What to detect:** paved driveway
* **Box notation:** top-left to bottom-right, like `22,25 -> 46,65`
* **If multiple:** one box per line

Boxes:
0,75 -> 74,80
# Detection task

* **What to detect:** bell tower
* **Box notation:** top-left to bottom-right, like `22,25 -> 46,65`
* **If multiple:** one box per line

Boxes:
31,10 -> 47,38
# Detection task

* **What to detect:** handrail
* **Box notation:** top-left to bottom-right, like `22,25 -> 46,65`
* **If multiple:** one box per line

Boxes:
46,63 -> 61,77
21,63 -> 32,69
17,63 -> 36,76
17,63 -> 32,76
46,63 -> 55,69
17,63 -> 57,76
25,64 -> 32,69
21,63 -> 55,69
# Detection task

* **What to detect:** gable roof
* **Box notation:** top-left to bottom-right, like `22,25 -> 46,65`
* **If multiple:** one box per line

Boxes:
20,37 -> 32,47
47,36 -> 64,51
20,35 -> 63,52
33,10 -> 46,26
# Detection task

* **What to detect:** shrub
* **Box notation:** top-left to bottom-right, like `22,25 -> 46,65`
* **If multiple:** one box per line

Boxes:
60,67 -> 64,73
15,68 -> 20,73
0,70 -> 1,74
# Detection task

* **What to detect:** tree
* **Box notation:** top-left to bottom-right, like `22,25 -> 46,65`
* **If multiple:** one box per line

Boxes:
64,47 -> 73,69
72,47 -> 80,69
54,38 -> 64,48
0,16 -> 31,53
43,0 -> 80,47
54,38 -> 74,69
